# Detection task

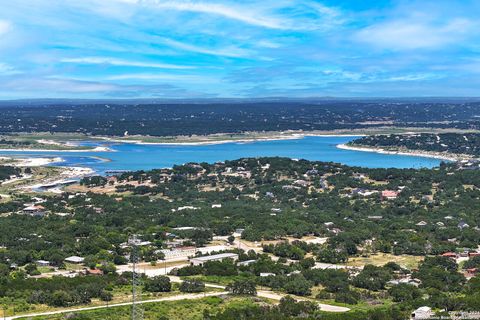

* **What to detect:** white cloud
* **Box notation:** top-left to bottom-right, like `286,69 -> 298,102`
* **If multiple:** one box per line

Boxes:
157,37 -> 252,58
0,20 -> 11,36
257,40 -> 281,49
105,0 -> 344,31
104,73 -> 216,82
0,63 -> 21,75
60,57 -> 194,69
2,77 -> 117,93
129,0 -> 285,29
355,17 -> 476,50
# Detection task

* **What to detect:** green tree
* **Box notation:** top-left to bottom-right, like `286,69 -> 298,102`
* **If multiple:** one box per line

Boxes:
388,284 -> 421,302
179,279 -> 205,293
145,276 -> 171,292
226,279 -> 257,295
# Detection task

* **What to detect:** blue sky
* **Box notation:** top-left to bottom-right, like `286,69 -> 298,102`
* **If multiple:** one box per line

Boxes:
1,0 -> 480,99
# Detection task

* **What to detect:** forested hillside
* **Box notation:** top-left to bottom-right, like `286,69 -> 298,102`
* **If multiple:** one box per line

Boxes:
1,101 -> 480,136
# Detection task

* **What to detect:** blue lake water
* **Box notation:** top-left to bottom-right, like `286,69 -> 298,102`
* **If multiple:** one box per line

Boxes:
0,136 -> 444,174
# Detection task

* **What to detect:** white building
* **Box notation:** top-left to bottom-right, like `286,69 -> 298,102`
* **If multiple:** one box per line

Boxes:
237,260 -> 256,266
65,256 -> 85,264
260,272 -> 275,277
158,247 -> 196,260
36,260 -> 50,267
411,306 -> 433,319
189,253 -> 238,266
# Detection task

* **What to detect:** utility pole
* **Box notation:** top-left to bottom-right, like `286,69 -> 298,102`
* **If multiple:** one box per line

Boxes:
129,234 -> 144,320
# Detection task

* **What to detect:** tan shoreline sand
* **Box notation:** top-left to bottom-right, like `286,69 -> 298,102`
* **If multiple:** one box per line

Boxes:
105,133 -> 365,146
11,157 -> 65,167
336,144 -> 468,162
0,146 -> 112,152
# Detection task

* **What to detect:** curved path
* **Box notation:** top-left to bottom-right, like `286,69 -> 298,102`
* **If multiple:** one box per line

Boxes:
7,291 -> 228,320
8,276 -> 349,319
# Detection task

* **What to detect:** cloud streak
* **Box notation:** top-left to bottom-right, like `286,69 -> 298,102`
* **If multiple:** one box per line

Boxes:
355,17 -> 476,50
141,0 -> 285,29
156,37 -> 253,58
61,57 -> 195,69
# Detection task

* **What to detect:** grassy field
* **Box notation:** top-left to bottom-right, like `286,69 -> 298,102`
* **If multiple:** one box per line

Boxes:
346,253 -> 424,269
182,274 -> 256,286
4,284 -> 223,318
16,296 -> 263,320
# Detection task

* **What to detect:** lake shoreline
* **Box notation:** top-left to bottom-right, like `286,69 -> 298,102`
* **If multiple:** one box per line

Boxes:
104,133 -> 366,146
0,146 -> 112,152
3,127 -> 480,149
336,144 -> 469,162
1,137 -> 445,181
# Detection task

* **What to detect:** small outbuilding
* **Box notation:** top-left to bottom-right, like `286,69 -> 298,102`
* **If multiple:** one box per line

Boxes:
65,256 -> 85,264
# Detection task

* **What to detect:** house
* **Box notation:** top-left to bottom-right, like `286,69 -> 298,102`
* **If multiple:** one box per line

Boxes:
381,190 -> 399,200
85,268 -> 103,275
441,252 -> 457,259
64,256 -> 85,264
36,260 -> 50,267
211,204 -> 222,208
120,240 -> 152,249
330,228 -> 342,235
305,169 -> 318,176
237,260 -> 256,267
458,221 -> 470,230
411,306 -> 433,319
422,195 -> 434,202
396,278 -> 420,287
352,188 -> 378,197
282,185 -> 300,191
352,173 -> 366,180
368,215 -> 383,220
293,180 -> 308,187
31,197 -> 46,204
468,252 -> 480,258
189,253 -> 238,266
22,205 -> 46,217
172,227 -> 198,231
416,221 -> 428,227
176,206 -> 200,211
358,190 -> 378,196
260,272 -> 276,277
319,179 -> 328,189
466,268 -> 478,277
234,228 -> 245,235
